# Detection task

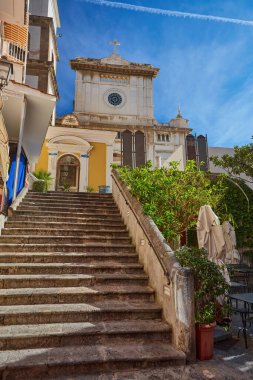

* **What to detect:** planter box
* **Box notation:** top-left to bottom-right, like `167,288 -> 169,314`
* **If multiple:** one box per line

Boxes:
99,186 -> 111,194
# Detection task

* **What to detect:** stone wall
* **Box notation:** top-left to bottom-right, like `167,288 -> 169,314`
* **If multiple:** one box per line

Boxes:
112,170 -> 196,362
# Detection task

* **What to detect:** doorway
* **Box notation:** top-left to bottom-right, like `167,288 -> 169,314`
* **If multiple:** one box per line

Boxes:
56,154 -> 80,191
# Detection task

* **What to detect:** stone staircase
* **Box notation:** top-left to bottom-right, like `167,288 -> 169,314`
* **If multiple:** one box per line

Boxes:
0,191 -> 185,379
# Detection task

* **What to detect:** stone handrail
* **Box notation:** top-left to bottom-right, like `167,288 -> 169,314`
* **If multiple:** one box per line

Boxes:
112,169 -> 196,362
8,186 -> 28,215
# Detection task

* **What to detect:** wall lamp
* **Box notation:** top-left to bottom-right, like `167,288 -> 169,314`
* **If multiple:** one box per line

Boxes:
0,59 -> 13,90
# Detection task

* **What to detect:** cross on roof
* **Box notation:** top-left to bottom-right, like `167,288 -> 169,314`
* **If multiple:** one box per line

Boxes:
110,39 -> 120,54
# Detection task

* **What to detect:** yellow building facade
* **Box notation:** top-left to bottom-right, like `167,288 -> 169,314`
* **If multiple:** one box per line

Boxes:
36,114 -> 116,192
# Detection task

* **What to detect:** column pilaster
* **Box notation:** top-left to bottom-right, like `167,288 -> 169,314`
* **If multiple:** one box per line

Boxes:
106,144 -> 114,190
79,153 -> 89,192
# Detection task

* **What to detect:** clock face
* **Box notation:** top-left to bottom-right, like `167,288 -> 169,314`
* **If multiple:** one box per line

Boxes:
108,92 -> 122,106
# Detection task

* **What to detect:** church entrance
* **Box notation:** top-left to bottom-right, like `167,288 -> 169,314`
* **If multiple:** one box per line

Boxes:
56,155 -> 80,191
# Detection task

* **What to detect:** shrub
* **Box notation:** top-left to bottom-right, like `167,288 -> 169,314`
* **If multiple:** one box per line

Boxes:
117,161 -> 225,244
175,246 -> 229,324
32,180 -> 47,193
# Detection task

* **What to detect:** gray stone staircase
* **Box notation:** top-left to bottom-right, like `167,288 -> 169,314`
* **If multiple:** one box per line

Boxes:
0,191 -> 185,379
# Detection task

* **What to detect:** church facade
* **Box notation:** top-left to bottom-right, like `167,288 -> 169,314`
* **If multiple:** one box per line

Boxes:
36,48 -> 191,192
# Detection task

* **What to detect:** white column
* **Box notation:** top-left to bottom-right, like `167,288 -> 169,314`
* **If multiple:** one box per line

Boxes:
48,150 -> 58,190
106,144 -> 114,190
13,97 -> 27,202
79,153 -> 89,192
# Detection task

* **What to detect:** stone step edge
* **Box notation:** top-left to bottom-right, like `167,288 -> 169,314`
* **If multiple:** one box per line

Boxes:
2,229 -> 128,233
0,343 -> 186,375
0,263 -> 142,268
0,252 -> 137,257
0,235 -> 130,239
0,319 -> 170,339
0,285 -> 154,296
0,302 -> 161,315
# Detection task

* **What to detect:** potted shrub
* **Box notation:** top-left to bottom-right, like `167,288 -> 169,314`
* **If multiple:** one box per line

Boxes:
32,170 -> 52,192
176,246 -> 229,360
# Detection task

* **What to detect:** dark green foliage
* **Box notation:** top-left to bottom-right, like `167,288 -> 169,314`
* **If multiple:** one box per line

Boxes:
32,180 -> 47,193
176,247 -> 229,324
215,178 -> 253,249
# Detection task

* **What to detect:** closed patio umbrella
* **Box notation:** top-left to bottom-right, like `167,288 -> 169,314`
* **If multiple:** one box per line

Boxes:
222,221 -> 241,264
197,205 -> 230,285
197,205 -> 226,262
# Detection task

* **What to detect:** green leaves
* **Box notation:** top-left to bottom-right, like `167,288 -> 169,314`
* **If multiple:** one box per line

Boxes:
211,137 -> 253,183
33,170 -> 53,192
118,161 -> 225,245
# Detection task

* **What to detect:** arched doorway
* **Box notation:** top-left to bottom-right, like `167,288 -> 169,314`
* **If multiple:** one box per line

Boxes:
56,155 -> 80,191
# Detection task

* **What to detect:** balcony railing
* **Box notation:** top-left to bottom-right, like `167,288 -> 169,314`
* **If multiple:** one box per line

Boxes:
1,22 -> 28,65
1,38 -> 26,64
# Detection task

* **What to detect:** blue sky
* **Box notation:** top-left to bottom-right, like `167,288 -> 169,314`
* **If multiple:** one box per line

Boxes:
56,0 -> 253,147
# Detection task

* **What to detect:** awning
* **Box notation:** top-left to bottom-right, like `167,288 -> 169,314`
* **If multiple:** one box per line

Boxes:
2,81 -> 56,163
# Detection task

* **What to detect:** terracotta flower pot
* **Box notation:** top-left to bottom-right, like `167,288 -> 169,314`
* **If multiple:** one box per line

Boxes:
195,322 -> 216,361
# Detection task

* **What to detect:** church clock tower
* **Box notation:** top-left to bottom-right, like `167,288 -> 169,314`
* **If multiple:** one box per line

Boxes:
70,41 -> 159,128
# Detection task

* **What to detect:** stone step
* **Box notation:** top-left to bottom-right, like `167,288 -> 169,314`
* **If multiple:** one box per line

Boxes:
0,320 -> 170,350
0,235 -> 132,245
2,228 -> 129,237
0,302 -> 162,325
22,200 -> 116,207
0,263 -> 143,275
0,243 -> 136,253
0,285 -> 154,305
14,209 -> 121,217
5,221 -> 126,229
26,192 -> 113,200
0,252 -> 138,264
18,205 -> 119,213
0,274 -> 148,288
10,215 -> 123,224
0,342 -> 185,379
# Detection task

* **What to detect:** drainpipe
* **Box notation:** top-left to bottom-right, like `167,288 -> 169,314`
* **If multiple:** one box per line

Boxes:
12,97 -> 27,202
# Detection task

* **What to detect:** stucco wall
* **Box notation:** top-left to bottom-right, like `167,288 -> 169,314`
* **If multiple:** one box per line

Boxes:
35,140 -> 49,171
88,142 -> 106,191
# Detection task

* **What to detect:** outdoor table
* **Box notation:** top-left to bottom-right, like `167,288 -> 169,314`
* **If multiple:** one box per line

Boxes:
229,292 -> 253,348
229,281 -> 247,293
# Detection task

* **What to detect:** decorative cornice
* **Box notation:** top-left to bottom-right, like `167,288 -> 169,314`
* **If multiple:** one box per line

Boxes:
70,58 -> 159,78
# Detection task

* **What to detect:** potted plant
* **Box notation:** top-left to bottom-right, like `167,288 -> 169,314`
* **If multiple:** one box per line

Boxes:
32,170 -> 53,192
175,246 -> 229,361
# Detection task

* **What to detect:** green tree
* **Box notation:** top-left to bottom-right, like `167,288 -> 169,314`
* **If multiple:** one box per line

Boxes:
118,161 -> 225,245
211,137 -> 253,185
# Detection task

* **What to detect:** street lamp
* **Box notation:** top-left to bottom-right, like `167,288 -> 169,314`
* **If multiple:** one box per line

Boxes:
0,59 -> 13,90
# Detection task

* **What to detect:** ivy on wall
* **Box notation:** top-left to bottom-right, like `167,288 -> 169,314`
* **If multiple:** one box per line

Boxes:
215,179 -> 253,249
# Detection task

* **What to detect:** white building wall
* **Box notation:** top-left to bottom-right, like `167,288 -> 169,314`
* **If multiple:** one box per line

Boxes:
26,75 -> 39,88
75,70 -> 154,119
0,0 -> 26,26
29,0 -> 49,17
